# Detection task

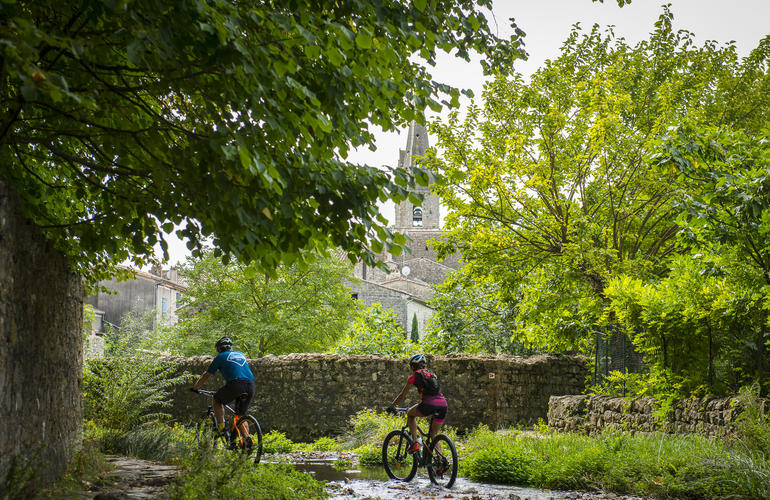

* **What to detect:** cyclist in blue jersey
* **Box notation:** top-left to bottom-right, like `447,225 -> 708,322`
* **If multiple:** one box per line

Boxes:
191,336 -> 256,434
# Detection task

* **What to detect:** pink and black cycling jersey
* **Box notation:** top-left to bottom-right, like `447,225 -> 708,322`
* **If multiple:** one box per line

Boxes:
407,373 -> 447,407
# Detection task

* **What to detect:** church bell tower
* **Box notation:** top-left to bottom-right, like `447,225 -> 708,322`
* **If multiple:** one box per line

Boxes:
394,122 -> 440,231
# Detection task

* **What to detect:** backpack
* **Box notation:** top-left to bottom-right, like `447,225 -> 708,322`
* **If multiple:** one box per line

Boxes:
414,368 -> 441,396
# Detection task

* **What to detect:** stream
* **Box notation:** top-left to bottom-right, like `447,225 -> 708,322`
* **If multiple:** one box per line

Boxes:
286,456 -> 625,500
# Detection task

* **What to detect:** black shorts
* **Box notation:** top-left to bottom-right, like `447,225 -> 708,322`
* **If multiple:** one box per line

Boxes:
214,379 -> 256,416
416,402 -> 447,422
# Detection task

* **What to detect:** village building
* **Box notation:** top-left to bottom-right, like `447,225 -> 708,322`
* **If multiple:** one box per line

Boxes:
348,123 -> 461,338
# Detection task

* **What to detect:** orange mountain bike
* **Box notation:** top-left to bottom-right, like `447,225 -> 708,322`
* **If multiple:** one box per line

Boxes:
194,389 -> 263,464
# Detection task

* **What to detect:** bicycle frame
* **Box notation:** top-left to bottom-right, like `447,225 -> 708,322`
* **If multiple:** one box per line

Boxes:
197,390 -> 251,442
392,408 -> 438,465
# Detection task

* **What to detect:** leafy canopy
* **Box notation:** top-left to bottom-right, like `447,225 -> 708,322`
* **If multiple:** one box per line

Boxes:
332,302 -> 417,357
174,249 -> 356,357
0,0 -> 523,282
425,9 -> 770,352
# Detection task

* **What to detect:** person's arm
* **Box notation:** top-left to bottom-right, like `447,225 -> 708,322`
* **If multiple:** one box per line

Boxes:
391,382 -> 413,407
192,371 -> 211,390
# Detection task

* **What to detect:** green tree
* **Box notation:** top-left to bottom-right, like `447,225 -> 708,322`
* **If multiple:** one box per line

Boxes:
173,250 -> 355,357
333,303 -> 415,357
422,273 -> 530,354
425,10 -> 770,353
0,0 -> 524,283
648,124 -> 770,393
410,313 -> 420,343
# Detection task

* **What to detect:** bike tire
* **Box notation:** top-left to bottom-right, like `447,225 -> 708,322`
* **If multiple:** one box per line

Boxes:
195,413 -> 228,450
382,430 -> 417,481
235,414 -> 263,464
427,434 -> 458,488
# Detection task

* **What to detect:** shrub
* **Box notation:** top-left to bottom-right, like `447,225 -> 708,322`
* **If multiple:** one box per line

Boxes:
308,436 -> 339,452
356,444 -> 383,466
83,352 -> 192,432
332,303 -> 416,356
169,437 -> 326,499
263,430 -> 297,454
460,427 -> 536,484
337,409 -> 404,450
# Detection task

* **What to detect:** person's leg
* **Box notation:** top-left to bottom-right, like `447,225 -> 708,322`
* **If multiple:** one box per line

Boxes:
213,400 -> 225,431
430,419 -> 444,453
213,381 -> 239,433
406,404 -> 420,441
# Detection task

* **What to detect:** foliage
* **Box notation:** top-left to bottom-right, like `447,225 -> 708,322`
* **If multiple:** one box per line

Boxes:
357,444 -> 384,466
82,339 -> 192,431
332,303 -> 417,357
423,273 -> 537,354
460,425 -> 770,499
173,249 -> 355,357
1,0 -> 523,284
1,447 -> 42,500
82,304 -> 96,342
169,438 -> 326,500
410,313 -> 419,343
731,384 -> 770,459
424,9 -> 770,356
84,420 -> 192,463
305,437 -> 340,453
263,431 -> 297,455
605,256 -> 759,395
40,440 -> 114,499
655,124 -> 770,393
332,458 -> 353,470
337,409 -> 405,451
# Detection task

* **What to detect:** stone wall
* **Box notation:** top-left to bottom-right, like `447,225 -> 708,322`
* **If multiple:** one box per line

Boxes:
168,353 -> 587,441
0,182 -> 84,491
548,395 -> 761,436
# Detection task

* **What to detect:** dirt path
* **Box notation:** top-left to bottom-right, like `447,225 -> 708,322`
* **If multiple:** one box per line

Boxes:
84,456 -> 179,500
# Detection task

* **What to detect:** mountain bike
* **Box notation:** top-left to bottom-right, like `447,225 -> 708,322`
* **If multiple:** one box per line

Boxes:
382,407 -> 458,488
193,389 -> 263,464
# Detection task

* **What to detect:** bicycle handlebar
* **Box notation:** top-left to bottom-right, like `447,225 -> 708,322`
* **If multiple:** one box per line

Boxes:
195,389 -> 216,397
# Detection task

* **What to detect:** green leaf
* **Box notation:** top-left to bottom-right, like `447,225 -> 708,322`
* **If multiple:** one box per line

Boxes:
355,32 -> 372,50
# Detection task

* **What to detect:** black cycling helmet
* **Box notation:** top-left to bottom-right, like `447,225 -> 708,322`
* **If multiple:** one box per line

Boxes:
215,336 -> 233,353
409,353 -> 426,370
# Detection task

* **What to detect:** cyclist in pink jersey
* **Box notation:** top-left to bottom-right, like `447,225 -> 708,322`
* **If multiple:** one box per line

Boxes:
387,353 -> 448,455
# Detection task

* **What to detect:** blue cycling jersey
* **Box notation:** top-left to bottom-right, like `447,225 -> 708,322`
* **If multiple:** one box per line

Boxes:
207,350 -> 255,382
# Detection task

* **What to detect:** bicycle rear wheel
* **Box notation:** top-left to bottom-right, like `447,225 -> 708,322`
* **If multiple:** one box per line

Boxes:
427,434 -> 458,488
233,415 -> 263,464
382,430 -> 417,481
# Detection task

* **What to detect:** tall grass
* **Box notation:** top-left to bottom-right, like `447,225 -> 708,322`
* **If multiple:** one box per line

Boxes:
168,434 -> 326,499
459,424 -> 769,499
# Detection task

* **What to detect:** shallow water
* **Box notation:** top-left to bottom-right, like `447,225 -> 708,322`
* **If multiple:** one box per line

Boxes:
290,457 -> 572,499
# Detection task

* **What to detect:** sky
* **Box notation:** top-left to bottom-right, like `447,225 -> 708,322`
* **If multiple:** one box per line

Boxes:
157,0 -> 770,267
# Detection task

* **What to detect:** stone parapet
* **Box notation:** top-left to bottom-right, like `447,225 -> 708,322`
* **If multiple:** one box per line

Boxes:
548,394 -> 762,436
168,353 -> 588,441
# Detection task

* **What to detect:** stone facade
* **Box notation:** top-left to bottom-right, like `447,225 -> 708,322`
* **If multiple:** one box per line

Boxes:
548,395 -> 763,437
86,265 -> 186,331
0,182 -> 84,490
169,353 -> 587,441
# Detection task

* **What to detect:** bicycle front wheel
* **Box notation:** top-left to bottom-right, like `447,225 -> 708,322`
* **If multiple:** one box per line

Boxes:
234,415 -> 263,464
427,434 -> 458,488
382,430 -> 417,481
195,413 -> 228,450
